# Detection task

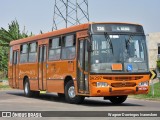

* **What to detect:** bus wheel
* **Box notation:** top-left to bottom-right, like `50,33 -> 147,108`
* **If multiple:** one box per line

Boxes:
24,78 -> 33,97
65,80 -> 84,104
109,95 -> 128,104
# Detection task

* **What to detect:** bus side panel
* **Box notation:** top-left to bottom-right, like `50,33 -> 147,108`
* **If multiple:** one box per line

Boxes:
47,60 -> 76,93
47,61 -> 64,93
18,79 -> 23,90
30,79 -> 39,91
47,80 -> 64,93
8,65 -> 13,88
19,63 -> 38,90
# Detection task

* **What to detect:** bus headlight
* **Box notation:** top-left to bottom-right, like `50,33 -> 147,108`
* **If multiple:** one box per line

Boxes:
96,82 -> 108,87
138,81 -> 149,87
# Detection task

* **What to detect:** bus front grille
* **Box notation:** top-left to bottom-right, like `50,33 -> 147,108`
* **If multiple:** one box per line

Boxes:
111,82 -> 136,87
103,76 -> 143,81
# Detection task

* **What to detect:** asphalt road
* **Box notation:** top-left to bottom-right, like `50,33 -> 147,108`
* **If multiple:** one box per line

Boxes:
0,90 -> 160,120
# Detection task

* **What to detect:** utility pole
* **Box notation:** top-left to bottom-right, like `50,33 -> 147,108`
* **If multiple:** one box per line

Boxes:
52,0 -> 89,30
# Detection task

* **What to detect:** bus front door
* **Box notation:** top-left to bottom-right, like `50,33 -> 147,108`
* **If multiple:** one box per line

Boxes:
38,45 -> 47,91
12,50 -> 19,88
77,39 -> 89,94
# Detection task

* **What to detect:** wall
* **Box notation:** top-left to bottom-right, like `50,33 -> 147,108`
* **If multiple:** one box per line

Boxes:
147,32 -> 160,69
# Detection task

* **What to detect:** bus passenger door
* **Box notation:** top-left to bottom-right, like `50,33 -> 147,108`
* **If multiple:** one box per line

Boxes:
12,50 -> 19,88
77,38 -> 89,93
38,45 -> 47,91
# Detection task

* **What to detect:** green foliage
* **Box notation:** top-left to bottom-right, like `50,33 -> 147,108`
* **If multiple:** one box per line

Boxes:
0,19 -> 33,43
0,45 -> 8,71
0,85 -> 10,90
157,59 -> 160,71
0,19 -> 33,71
133,82 -> 160,100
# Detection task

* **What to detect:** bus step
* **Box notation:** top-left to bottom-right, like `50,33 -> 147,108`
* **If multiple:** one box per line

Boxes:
40,90 -> 47,94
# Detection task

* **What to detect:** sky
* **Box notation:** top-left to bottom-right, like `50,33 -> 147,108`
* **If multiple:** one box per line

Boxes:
0,0 -> 160,35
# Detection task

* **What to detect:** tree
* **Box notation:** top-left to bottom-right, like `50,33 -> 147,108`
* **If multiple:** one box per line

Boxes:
0,19 -> 33,72
0,19 -> 33,44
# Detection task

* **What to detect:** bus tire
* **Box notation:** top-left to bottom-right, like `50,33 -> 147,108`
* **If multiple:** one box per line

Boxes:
109,95 -> 128,104
24,78 -> 33,97
65,80 -> 84,104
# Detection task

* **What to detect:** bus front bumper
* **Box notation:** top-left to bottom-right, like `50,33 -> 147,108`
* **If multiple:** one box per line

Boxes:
89,85 -> 149,96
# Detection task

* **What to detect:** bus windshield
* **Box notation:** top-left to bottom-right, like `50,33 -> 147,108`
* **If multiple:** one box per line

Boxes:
90,34 -> 148,73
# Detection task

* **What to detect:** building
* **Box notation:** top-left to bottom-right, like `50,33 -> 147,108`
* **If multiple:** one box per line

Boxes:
147,32 -> 160,70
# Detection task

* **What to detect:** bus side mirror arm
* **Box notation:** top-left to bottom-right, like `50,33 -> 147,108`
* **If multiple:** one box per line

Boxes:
87,40 -> 92,52
87,31 -> 93,52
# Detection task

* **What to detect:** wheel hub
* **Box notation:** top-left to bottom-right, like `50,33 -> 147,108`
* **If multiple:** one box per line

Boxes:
25,82 -> 29,94
68,86 -> 75,98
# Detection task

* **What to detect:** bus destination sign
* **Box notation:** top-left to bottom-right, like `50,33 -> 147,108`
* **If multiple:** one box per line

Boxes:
92,24 -> 144,33
112,26 -> 131,32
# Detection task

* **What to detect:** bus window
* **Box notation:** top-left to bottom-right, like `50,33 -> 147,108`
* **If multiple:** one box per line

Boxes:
13,51 -> 18,64
9,47 -> 13,64
28,42 -> 37,62
20,44 -> 28,63
61,35 -> 76,60
48,37 -> 61,61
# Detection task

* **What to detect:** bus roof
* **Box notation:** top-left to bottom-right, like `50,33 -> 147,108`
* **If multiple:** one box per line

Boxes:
10,22 -> 142,46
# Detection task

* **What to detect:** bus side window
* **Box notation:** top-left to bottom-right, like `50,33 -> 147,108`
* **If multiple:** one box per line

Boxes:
28,42 -> 37,62
9,47 -> 13,64
20,44 -> 28,63
61,35 -> 76,60
48,37 -> 61,61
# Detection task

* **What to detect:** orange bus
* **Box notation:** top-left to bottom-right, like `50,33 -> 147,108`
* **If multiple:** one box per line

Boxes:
8,22 -> 150,104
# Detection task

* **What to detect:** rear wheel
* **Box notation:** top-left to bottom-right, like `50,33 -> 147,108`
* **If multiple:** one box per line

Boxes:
109,95 -> 128,104
24,78 -> 37,97
65,80 -> 84,104
24,78 -> 32,97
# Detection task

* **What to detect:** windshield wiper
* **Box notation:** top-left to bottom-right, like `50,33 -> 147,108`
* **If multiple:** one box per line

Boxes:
125,34 -> 135,46
125,34 -> 136,58
104,32 -> 113,51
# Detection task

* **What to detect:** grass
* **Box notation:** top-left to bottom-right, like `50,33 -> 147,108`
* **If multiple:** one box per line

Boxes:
0,85 -> 11,90
131,82 -> 160,101
0,79 -> 11,90
1,77 -> 8,80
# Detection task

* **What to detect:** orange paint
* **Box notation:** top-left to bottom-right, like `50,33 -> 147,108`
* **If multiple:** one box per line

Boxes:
112,64 -> 123,71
